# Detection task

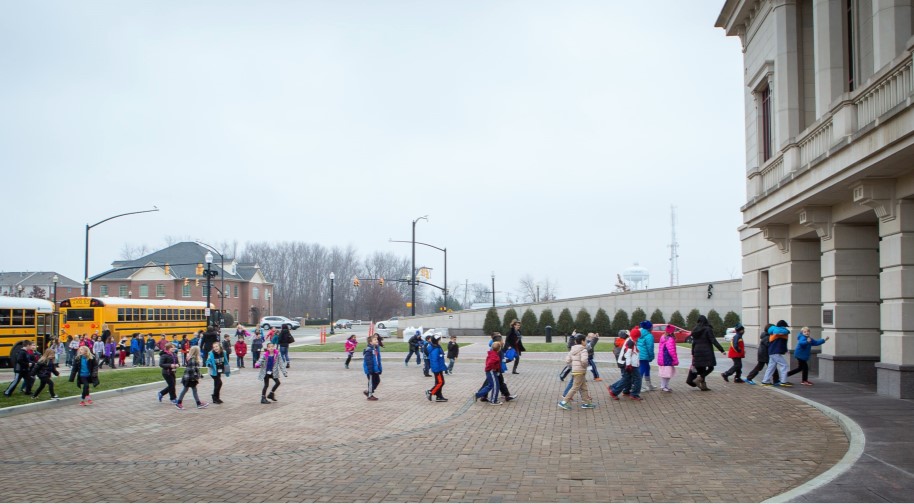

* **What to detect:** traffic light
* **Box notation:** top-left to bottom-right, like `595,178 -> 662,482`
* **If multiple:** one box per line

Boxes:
183,278 -> 189,287
378,277 -> 384,286
196,263 -> 204,276
353,278 -> 360,287
164,263 -> 170,275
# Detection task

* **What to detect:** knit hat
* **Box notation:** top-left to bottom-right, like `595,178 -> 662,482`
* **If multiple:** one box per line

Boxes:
665,325 -> 675,334
735,323 -> 744,331
776,320 -> 789,328
640,321 -> 653,330
415,330 -> 421,336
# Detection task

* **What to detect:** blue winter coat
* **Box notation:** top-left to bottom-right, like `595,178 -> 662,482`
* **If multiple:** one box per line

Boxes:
363,345 -> 382,375
767,326 -> 790,355
636,329 -> 655,362
429,344 -> 447,373
793,334 -> 825,361
205,351 -> 231,377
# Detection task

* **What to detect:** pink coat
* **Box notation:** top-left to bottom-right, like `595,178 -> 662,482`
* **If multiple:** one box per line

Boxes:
656,335 -> 679,367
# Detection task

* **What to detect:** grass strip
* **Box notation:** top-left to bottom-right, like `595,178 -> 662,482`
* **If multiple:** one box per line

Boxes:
0,367 -> 165,408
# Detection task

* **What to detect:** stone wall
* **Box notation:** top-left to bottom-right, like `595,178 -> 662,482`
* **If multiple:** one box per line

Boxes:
401,279 -> 741,335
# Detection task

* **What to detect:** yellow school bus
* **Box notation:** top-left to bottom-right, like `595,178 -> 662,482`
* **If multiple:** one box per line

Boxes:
59,297 -> 210,341
0,296 -> 56,367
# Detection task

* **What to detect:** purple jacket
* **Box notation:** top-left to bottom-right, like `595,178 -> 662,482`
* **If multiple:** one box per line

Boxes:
105,341 -> 116,357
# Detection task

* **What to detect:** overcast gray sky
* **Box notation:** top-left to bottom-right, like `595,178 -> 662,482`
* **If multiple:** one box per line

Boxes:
1,1 -> 745,301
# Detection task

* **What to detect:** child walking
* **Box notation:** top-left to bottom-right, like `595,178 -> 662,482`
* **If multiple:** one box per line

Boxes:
657,325 -> 679,392
234,336 -> 248,369
425,334 -> 448,402
787,327 -> 828,385
68,346 -> 98,406
446,335 -> 459,375
475,341 -> 503,404
255,342 -> 287,404
344,335 -> 358,369
176,347 -> 209,410
722,324 -> 746,383
30,349 -> 60,400
363,334 -> 382,400
206,343 -> 231,404
609,329 -> 643,401
157,343 -> 179,404
558,334 -> 595,410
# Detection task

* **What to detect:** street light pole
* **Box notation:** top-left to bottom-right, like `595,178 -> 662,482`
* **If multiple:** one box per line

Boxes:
52,275 -> 59,308
84,207 -> 159,295
196,241 -> 225,323
17,285 -> 24,298
329,272 -> 335,335
491,272 -> 496,307
205,251 -> 213,328
411,216 -> 428,316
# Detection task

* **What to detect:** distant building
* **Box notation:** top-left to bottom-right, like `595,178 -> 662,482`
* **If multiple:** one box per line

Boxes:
0,271 -> 82,302
717,1 -> 914,397
90,242 -> 273,326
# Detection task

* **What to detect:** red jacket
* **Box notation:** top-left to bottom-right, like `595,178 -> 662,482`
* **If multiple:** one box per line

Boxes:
484,349 -> 501,372
728,336 -> 745,359
234,340 -> 247,357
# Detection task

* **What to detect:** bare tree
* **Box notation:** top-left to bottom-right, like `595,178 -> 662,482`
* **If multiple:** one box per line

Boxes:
517,275 -> 537,303
615,274 -> 630,292
163,235 -> 195,247
470,283 -> 490,304
119,243 -> 150,260
29,286 -> 47,299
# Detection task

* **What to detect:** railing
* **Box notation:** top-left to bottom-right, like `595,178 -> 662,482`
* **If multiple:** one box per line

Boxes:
855,54 -> 914,128
798,118 -> 833,167
760,155 -> 785,193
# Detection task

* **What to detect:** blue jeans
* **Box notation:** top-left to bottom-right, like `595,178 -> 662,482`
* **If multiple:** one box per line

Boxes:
405,348 -> 422,365
447,358 -> 455,373
610,367 -> 642,397
475,371 -> 500,402
589,357 -> 600,379
423,355 -> 431,375
280,346 -> 289,365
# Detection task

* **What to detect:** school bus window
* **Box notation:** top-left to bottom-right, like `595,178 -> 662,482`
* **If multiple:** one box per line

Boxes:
179,309 -> 185,321
0,309 -> 10,326
67,309 -> 95,322
24,310 -> 35,326
117,308 -> 124,322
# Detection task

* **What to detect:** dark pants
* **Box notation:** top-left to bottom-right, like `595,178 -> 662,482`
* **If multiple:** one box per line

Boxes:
252,350 -> 261,365
4,371 -> 30,396
746,361 -> 779,382
429,371 -> 445,399
423,354 -> 431,376
237,356 -> 245,368
33,377 -> 55,397
160,373 -> 177,401
497,373 -> 511,396
723,358 -> 743,379
512,354 -> 521,373
366,373 -> 381,396
345,353 -> 353,367
77,375 -> 91,399
405,348 -> 421,365
212,374 -> 223,400
787,359 -> 810,381
262,375 -> 280,396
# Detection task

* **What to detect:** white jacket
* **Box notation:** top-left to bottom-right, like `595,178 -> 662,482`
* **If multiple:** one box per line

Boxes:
616,337 -> 639,367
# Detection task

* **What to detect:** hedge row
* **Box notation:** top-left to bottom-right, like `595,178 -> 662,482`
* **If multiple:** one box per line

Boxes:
482,307 -> 741,336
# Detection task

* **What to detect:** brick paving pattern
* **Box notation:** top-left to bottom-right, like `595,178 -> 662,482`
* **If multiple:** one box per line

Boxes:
0,348 -> 847,503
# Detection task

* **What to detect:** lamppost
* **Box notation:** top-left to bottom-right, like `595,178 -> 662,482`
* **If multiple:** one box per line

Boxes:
83,207 -> 159,295
411,215 -> 428,316
196,241 -> 225,321
17,285 -> 24,298
491,272 -> 496,307
205,251 -> 214,328
52,274 -> 59,308
128,290 -> 132,299
329,272 -> 335,335
536,283 -> 540,303
391,238 -> 447,312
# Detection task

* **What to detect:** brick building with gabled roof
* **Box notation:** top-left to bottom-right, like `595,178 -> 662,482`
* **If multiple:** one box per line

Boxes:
90,242 -> 273,326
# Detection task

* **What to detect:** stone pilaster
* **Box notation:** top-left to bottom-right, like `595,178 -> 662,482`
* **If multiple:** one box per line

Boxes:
773,0 -> 803,148
813,0 -> 847,115
872,0 -> 913,72
768,238 -> 822,345
816,224 -> 881,383
878,199 -> 914,398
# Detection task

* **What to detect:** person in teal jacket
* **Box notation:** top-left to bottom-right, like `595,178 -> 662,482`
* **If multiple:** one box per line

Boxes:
636,321 -> 657,391
205,344 -> 231,404
787,326 -> 828,385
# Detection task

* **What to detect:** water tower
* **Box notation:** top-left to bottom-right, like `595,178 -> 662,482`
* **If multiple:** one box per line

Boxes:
622,262 -> 650,290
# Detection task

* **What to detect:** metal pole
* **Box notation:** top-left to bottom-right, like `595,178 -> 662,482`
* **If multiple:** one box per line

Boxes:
206,263 -> 212,327
84,224 -> 90,296
53,280 -> 57,306
411,220 -> 416,317
491,273 -> 495,307
443,248 -> 447,311
330,277 -> 335,335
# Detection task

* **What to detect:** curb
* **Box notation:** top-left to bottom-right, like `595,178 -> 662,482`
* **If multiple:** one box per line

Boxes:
763,387 -> 866,503
0,379 -> 166,418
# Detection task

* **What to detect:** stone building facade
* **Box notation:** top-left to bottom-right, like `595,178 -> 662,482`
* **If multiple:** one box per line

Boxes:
716,0 -> 914,397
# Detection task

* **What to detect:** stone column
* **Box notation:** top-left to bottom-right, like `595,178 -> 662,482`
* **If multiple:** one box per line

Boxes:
816,223 -> 881,382
878,199 -> 914,398
774,0 -> 803,148
872,0 -> 913,72
813,0 -> 846,115
767,237 -> 823,346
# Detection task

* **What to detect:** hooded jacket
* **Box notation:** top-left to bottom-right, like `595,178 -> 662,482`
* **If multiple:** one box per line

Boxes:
690,316 -> 724,367
484,349 -> 501,372
657,335 -> 679,367
636,329 -> 655,362
256,349 -> 287,380
363,344 -> 382,375
728,331 -> 746,359
565,344 -> 589,373
793,334 -> 826,361
767,325 -> 790,355
429,341 -> 447,373
206,351 -> 231,377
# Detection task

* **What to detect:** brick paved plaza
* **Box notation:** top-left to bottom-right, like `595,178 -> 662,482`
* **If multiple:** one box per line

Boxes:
0,351 -> 848,503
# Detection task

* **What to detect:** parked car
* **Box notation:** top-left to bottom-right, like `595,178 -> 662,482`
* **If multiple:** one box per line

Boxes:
259,316 -> 300,330
650,324 -> 692,343
335,319 -> 353,329
375,316 -> 399,330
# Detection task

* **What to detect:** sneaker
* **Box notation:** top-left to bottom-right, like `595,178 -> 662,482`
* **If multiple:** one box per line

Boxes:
425,390 -> 432,401
508,394 -> 518,401
367,395 -> 378,401
435,397 -> 449,402
608,389 -> 619,400
594,377 -> 603,382
363,390 -> 369,397
661,388 -> 671,393
30,395 -> 37,400
157,391 -> 164,402
581,403 -> 596,409
558,370 -> 566,381
51,395 -> 59,399
761,382 -> 773,387
175,402 -> 184,410
630,396 -> 643,401
780,382 -> 793,387
79,401 -> 86,406
745,379 -> 756,385
621,392 -> 631,397
557,401 -> 571,410
478,398 -> 489,403
721,373 -> 730,383
734,378 -> 745,383
197,402 -> 209,409
489,400 -> 504,405
802,381 -> 813,386
86,397 -> 93,405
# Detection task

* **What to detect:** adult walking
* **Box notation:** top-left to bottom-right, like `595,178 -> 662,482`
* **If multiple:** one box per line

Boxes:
200,326 -> 220,363
686,315 -> 725,391
505,319 -> 526,374
277,324 -> 294,368
405,330 -> 423,367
